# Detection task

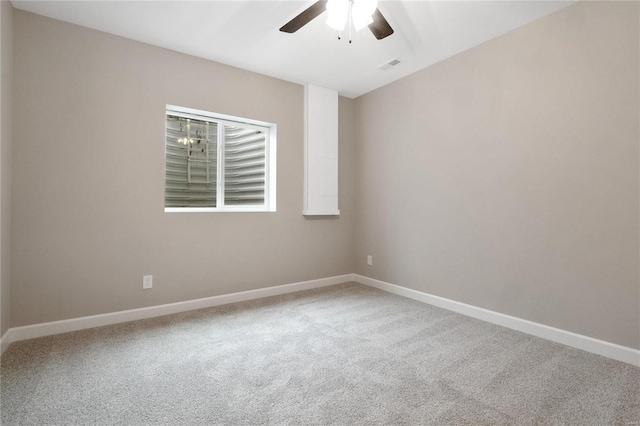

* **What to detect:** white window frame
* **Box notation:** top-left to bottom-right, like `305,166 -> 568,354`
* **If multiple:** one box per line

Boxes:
164,105 -> 277,213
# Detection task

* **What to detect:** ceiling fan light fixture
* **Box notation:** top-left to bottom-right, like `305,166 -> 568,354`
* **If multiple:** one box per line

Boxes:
351,0 -> 378,31
352,6 -> 373,31
326,0 -> 348,31
353,0 -> 378,30
280,0 -> 392,41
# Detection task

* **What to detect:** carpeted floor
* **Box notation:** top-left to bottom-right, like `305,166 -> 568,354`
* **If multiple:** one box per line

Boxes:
1,282 -> 639,425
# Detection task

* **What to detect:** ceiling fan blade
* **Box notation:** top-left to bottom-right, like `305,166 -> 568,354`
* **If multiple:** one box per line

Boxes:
280,1 -> 328,33
368,8 -> 394,40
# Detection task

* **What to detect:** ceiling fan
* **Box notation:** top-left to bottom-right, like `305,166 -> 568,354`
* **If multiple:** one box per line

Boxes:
280,0 -> 394,41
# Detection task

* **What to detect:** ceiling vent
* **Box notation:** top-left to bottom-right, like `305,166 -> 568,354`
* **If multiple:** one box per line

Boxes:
377,58 -> 401,71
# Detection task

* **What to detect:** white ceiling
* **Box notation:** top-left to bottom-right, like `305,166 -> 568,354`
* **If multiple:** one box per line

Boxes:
11,0 -> 575,98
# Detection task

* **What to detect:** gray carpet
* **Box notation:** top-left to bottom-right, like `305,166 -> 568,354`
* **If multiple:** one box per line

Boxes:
1,282 -> 639,425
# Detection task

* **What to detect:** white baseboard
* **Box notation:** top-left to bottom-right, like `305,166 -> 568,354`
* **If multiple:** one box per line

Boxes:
3,273 -> 638,368
0,274 -> 354,354
0,328 -> 13,356
353,274 -> 640,367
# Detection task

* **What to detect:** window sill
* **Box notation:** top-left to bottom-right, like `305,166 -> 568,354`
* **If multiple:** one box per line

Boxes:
165,207 -> 274,213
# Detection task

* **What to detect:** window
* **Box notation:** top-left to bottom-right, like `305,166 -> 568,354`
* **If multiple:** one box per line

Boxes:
164,105 -> 276,212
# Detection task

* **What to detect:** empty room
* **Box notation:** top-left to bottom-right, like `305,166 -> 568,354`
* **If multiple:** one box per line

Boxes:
0,0 -> 638,424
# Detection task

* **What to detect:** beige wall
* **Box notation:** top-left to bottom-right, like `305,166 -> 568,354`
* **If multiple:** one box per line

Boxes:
11,10 -> 355,327
8,2 -> 640,351
0,0 -> 14,337
354,1 -> 639,349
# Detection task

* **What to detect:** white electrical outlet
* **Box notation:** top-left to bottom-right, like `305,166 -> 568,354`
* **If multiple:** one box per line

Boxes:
143,275 -> 153,289
367,255 -> 373,266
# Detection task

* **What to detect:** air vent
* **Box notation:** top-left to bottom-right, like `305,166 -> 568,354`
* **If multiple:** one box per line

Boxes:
377,58 -> 401,71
